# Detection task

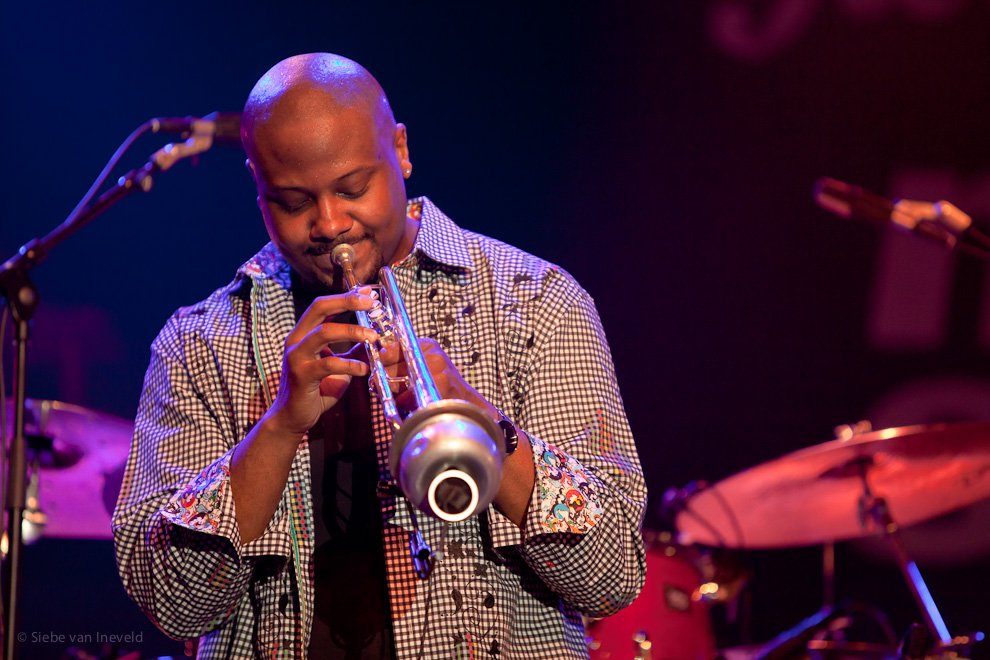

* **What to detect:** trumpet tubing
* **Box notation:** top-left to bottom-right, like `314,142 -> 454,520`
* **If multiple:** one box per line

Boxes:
331,243 -> 505,522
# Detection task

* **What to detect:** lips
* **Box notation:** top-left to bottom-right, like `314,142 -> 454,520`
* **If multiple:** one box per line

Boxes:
310,238 -> 362,265
311,240 -> 380,289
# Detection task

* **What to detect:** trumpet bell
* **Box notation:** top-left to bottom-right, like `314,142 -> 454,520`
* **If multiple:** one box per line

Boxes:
390,399 -> 505,522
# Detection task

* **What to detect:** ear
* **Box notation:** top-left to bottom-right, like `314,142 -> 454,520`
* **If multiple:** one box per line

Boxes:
394,123 -> 411,178
246,158 -> 263,208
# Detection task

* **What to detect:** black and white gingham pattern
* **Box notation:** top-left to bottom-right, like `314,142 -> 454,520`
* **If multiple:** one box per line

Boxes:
112,198 -> 647,659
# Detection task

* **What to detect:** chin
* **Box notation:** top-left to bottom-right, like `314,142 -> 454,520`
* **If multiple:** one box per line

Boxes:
361,265 -> 383,285
295,263 -> 343,294
356,253 -> 386,285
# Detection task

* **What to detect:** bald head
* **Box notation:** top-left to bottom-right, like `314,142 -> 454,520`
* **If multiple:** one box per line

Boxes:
241,53 -> 396,158
240,53 -> 415,292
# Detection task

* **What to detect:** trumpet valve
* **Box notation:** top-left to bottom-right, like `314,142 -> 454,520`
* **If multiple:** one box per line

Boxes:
366,291 -> 397,347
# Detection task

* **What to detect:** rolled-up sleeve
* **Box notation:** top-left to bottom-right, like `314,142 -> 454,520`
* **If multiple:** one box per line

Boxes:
486,288 -> 647,618
112,317 -> 292,639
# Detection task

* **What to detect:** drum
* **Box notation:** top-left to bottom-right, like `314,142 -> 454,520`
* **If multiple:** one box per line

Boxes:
586,531 -> 718,660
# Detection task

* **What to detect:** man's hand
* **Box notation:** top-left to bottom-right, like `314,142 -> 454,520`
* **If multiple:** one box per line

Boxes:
265,289 -> 380,439
378,338 -> 496,417
231,288 -> 378,544
378,338 -> 536,528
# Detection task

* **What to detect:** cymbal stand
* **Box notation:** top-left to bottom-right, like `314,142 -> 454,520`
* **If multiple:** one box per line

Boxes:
855,462 -> 982,659
822,541 -> 835,608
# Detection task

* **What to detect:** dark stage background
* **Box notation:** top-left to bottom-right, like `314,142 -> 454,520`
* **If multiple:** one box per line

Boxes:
2,1 -> 989,659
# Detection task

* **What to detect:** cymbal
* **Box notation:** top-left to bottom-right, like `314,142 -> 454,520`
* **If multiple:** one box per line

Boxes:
4,398 -> 133,540
675,422 -> 990,548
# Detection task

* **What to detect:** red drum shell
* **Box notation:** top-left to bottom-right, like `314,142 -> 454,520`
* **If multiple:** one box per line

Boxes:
586,537 -> 717,660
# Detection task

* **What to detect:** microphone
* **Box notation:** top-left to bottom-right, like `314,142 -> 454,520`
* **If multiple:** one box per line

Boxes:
814,176 -> 990,257
149,111 -> 241,147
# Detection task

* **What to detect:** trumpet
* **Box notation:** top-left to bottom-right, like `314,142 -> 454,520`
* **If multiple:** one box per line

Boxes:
331,243 -> 505,522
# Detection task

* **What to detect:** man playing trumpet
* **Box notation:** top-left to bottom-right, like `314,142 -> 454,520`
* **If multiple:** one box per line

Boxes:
113,53 -> 646,660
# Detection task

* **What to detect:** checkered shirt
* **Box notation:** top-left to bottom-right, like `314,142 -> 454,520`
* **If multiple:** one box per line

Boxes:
112,198 -> 647,659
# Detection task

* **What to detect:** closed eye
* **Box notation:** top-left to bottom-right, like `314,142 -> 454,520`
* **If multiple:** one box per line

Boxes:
336,185 -> 369,201
268,196 -> 310,214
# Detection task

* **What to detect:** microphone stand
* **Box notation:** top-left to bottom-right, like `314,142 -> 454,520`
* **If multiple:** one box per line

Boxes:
814,177 -> 990,260
0,127 -> 220,660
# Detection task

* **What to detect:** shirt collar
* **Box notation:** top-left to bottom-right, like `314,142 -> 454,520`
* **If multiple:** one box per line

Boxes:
238,242 -> 292,289
405,197 -> 473,271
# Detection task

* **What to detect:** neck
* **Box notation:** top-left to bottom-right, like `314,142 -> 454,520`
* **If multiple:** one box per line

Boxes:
389,213 -> 421,266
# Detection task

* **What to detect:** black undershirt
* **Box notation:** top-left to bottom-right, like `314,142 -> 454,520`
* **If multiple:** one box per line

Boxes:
293,277 -> 396,660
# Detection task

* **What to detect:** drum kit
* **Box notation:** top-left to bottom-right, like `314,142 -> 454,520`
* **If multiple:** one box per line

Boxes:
583,176 -> 990,660
2,398 -> 132,547
3,399 -> 989,660
585,421 -> 990,660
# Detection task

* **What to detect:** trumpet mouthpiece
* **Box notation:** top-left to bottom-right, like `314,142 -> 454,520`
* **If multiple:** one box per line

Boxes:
331,243 -> 356,267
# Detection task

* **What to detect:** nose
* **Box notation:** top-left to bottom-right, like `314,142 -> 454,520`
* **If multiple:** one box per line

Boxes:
311,194 -> 353,240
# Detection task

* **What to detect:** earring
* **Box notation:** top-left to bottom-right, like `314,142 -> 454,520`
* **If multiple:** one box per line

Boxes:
404,169 -> 412,177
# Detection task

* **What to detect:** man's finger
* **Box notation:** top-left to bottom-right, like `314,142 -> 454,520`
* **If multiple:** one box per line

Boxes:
286,290 -> 376,345
297,354 -> 370,384
291,321 -> 378,361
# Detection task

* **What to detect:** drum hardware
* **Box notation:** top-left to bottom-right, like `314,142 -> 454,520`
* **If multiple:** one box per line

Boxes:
854,474 -> 986,658
674,421 -> 990,548
895,624 -> 984,660
0,459 -> 47,557
674,422 -> 989,660
660,488 -> 750,613
662,481 -> 737,550
584,630 -> 653,660
806,628 -> 985,660
585,529 -> 728,660
632,631 -> 653,660
807,640 -> 901,660
822,541 -> 835,609
3,398 -> 133,541
752,602 -> 898,660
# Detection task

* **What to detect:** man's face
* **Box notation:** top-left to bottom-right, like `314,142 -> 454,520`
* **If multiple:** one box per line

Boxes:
248,100 -> 412,293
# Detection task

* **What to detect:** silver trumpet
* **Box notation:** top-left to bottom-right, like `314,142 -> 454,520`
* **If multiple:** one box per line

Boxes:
331,243 -> 505,522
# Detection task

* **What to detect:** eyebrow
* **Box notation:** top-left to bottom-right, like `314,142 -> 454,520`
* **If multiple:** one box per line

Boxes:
265,164 -> 377,193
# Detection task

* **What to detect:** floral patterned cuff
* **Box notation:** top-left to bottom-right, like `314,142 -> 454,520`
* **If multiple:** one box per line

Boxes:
163,452 -> 235,536
530,435 -> 605,535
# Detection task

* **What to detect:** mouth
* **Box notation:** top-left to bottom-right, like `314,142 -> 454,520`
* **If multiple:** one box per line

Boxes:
309,238 -> 362,264
309,239 -> 377,285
